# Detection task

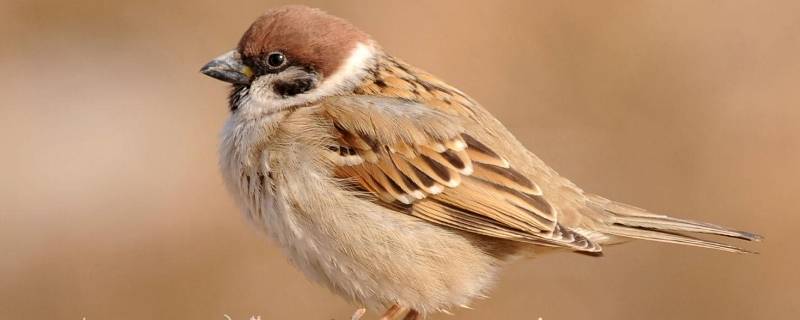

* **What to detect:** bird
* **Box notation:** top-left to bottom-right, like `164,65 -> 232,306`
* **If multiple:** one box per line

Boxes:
200,5 -> 761,319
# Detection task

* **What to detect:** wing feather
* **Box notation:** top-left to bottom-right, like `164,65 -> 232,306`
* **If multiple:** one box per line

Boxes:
320,95 -> 601,252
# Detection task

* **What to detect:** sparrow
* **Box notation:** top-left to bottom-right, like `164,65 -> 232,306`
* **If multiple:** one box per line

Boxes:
200,5 -> 761,319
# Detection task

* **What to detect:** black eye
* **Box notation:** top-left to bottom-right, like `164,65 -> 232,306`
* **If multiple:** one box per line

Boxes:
266,52 -> 286,68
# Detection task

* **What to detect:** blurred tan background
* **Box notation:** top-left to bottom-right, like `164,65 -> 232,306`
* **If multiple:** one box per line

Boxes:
1,0 -> 798,319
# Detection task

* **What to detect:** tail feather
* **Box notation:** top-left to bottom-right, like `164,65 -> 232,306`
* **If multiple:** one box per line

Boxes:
599,225 -> 755,254
587,194 -> 762,253
611,214 -> 762,241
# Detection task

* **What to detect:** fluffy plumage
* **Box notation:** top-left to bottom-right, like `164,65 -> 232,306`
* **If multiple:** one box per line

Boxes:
202,5 -> 760,319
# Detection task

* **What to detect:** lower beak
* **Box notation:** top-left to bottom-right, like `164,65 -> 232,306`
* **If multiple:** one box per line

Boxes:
200,50 -> 253,85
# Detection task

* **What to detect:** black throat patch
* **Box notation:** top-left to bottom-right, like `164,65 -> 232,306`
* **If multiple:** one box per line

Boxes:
228,85 -> 249,112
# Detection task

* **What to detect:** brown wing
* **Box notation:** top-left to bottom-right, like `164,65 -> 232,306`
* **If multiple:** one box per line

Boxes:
320,96 -> 600,252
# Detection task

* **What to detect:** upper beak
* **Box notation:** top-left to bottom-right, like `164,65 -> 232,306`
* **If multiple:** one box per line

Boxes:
200,50 -> 253,85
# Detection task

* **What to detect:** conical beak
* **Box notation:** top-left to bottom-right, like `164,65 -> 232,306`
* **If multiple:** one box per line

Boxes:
200,50 -> 253,85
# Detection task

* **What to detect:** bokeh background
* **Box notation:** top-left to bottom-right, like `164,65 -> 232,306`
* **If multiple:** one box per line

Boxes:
2,0 -> 798,319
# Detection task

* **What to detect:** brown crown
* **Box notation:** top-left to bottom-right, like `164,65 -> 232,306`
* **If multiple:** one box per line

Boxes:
237,5 -> 370,78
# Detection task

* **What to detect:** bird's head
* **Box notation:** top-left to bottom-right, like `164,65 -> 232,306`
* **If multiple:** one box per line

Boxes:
200,5 -> 377,113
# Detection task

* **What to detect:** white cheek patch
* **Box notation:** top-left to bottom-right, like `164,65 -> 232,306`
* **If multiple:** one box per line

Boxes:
249,74 -> 280,101
249,66 -> 317,101
242,42 -> 377,114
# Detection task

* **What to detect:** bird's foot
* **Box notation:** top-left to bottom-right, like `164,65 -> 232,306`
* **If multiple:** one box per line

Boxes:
350,305 -> 419,320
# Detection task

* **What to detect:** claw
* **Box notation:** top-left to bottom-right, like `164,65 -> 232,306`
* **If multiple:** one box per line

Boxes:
351,308 -> 367,320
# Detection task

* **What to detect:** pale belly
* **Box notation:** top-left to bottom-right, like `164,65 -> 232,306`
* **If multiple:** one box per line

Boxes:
218,114 -> 507,314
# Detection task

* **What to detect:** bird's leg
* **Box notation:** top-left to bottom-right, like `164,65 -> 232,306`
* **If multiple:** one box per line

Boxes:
379,305 -> 402,320
402,309 -> 419,320
351,305 -> 411,320
351,308 -> 367,320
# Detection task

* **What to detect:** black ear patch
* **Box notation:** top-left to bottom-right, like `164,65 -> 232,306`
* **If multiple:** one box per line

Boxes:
273,77 -> 317,97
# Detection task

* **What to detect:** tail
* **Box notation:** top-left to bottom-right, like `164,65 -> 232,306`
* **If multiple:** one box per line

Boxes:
587,195 -> 762,253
